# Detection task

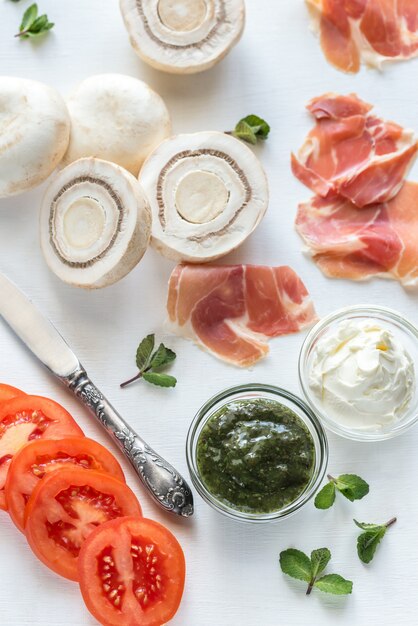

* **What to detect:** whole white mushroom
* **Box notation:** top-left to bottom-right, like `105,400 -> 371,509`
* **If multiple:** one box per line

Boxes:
0,77 -> 70,198
62,74 -> 171,176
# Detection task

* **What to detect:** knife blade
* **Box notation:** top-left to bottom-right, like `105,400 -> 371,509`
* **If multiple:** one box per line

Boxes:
0,272 -> 194,517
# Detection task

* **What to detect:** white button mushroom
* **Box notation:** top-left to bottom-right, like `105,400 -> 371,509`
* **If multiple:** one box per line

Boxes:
40,158 -> 151,289
0,77 -> 70,198
62,74 -> 171,176
120,0 -> 246,74
139,131 -> 269,263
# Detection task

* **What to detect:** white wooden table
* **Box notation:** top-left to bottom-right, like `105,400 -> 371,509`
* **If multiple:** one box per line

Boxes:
1,1 -> 418,624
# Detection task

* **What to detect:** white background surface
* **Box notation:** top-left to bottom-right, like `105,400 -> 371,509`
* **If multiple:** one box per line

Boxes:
1,1 -> 418,625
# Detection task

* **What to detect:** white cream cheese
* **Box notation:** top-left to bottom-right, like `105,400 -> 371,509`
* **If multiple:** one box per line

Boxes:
309,319 -> 416,431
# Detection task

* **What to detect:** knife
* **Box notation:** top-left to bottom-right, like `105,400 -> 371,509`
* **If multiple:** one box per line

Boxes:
0,271 -> 194,517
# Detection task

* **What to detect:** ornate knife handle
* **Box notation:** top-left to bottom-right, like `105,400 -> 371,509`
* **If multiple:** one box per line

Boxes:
61,367 -> 194,517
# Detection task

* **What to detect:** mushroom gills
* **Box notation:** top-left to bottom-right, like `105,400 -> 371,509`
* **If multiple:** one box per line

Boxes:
139,131 -> 269,263
40,158 -> 151,289
119,0 -> 246,74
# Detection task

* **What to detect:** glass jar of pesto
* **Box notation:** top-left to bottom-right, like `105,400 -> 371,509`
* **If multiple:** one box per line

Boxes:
186,384 -> 328,523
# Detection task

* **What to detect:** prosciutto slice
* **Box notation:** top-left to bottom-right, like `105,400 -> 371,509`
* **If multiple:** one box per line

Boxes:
291,93 -> 417,208
167,264 -> 317,367
296,181 -> 418,287
307,0 -> 418,73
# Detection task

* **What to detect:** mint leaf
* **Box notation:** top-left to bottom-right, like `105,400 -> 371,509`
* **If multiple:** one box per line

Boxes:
335,475 -> 369,502
136,334 -> 155,371
16,3 -> 54,38
314,574 -> 353,595
354,520 -> 383,532
355,518 -> 396,564
150,343 -> 176,371
310,548 -> 331,579
142,372 -> 177,388
357,529 -> 386,564
314,482 -> 336,509
20,3 -> 38,31
279,549 -> 312,583
230,114 -> 270,145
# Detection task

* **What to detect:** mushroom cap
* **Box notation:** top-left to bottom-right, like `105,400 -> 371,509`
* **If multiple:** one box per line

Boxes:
62,74 -> 171,176
40,157 -> 151,289
120,0 -> 246,74
0,77 -> 70,198
139,131 -> 269,263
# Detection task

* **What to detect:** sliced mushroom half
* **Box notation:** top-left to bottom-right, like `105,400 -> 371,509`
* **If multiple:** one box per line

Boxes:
139,131 -> 269,262
0,77 -> 70,198
120,0 -> 246,74
40,158 -> 151,289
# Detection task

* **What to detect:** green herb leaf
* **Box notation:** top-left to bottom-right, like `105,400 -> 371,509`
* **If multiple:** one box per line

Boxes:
310,548 -> 331,579
150,343 -> 176,371
136,334 -> 155,371
16,3 -> 54,39
230,114 -> 270,145
20,3 -> 38,31
279,549 -> 312,583
354,520 -> 383,532
354,517 -> 396,564
142,372 -> 177,388
357,529 -> 386,564
314,574 -> 353,595
335,474 -> 369,502
314,482 -> 336,509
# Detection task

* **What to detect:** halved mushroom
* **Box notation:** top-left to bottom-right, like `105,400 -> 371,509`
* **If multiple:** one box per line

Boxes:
40,158 -> 151,289
62,74 -> 171,176
120,0 -> 246,74
138,131 -> 269,262
0,77 -> 70,198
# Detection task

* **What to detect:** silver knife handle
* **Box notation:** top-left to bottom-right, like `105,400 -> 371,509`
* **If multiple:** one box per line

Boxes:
61,367 -> 194,517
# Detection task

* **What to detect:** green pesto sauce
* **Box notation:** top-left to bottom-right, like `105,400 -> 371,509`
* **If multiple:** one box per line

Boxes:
196,399 -> 315,514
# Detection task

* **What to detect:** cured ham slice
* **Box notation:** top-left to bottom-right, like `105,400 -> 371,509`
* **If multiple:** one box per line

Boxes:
296,181 -> 418,287
292,94 -> 417,208
307,0 -> 418,73
167,264 -> 317,367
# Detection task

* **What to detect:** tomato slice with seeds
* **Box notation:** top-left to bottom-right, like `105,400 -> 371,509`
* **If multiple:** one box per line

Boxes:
78,516 -> 185,626
0,383 -> 26,404
25,467 -> 142,581
0,395 -> 84,511
6,437 -> 125,532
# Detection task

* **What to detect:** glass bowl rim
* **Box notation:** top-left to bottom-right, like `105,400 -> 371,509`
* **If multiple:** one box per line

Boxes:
186,383 -> 329,523
298,304 -> 418,442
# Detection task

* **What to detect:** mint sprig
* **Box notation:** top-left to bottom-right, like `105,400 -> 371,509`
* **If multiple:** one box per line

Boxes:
354,518 -> 397,563
315,474 -> 369,509
227,114 -> 270,145
280,547 -> 352,596
120,334 -> 177,389
15,3 -> 54,39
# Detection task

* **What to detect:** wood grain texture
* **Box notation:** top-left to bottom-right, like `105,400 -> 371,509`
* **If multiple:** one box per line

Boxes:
1,1 -> 418,624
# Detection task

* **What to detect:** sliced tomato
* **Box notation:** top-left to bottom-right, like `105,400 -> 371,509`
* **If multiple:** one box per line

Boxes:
6,437 -> 125,532
0,395 -> 84,511
25,467 -> 142,581
0,383 -> 26,403
78,516 -> 185,626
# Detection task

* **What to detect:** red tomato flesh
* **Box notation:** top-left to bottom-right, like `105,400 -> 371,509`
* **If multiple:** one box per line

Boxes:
0,396 -> 83,510
0,384 -> 26,403
6,437 -> 125,532
25,467 -> 142,581
78,516 -> 186,626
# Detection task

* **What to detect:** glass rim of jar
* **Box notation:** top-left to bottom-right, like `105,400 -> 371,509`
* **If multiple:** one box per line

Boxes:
299,304 -> 418,442
186,383 -> 329,524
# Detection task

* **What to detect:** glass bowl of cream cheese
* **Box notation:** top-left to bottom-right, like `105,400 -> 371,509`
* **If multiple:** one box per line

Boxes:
299,306 -> 418,441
